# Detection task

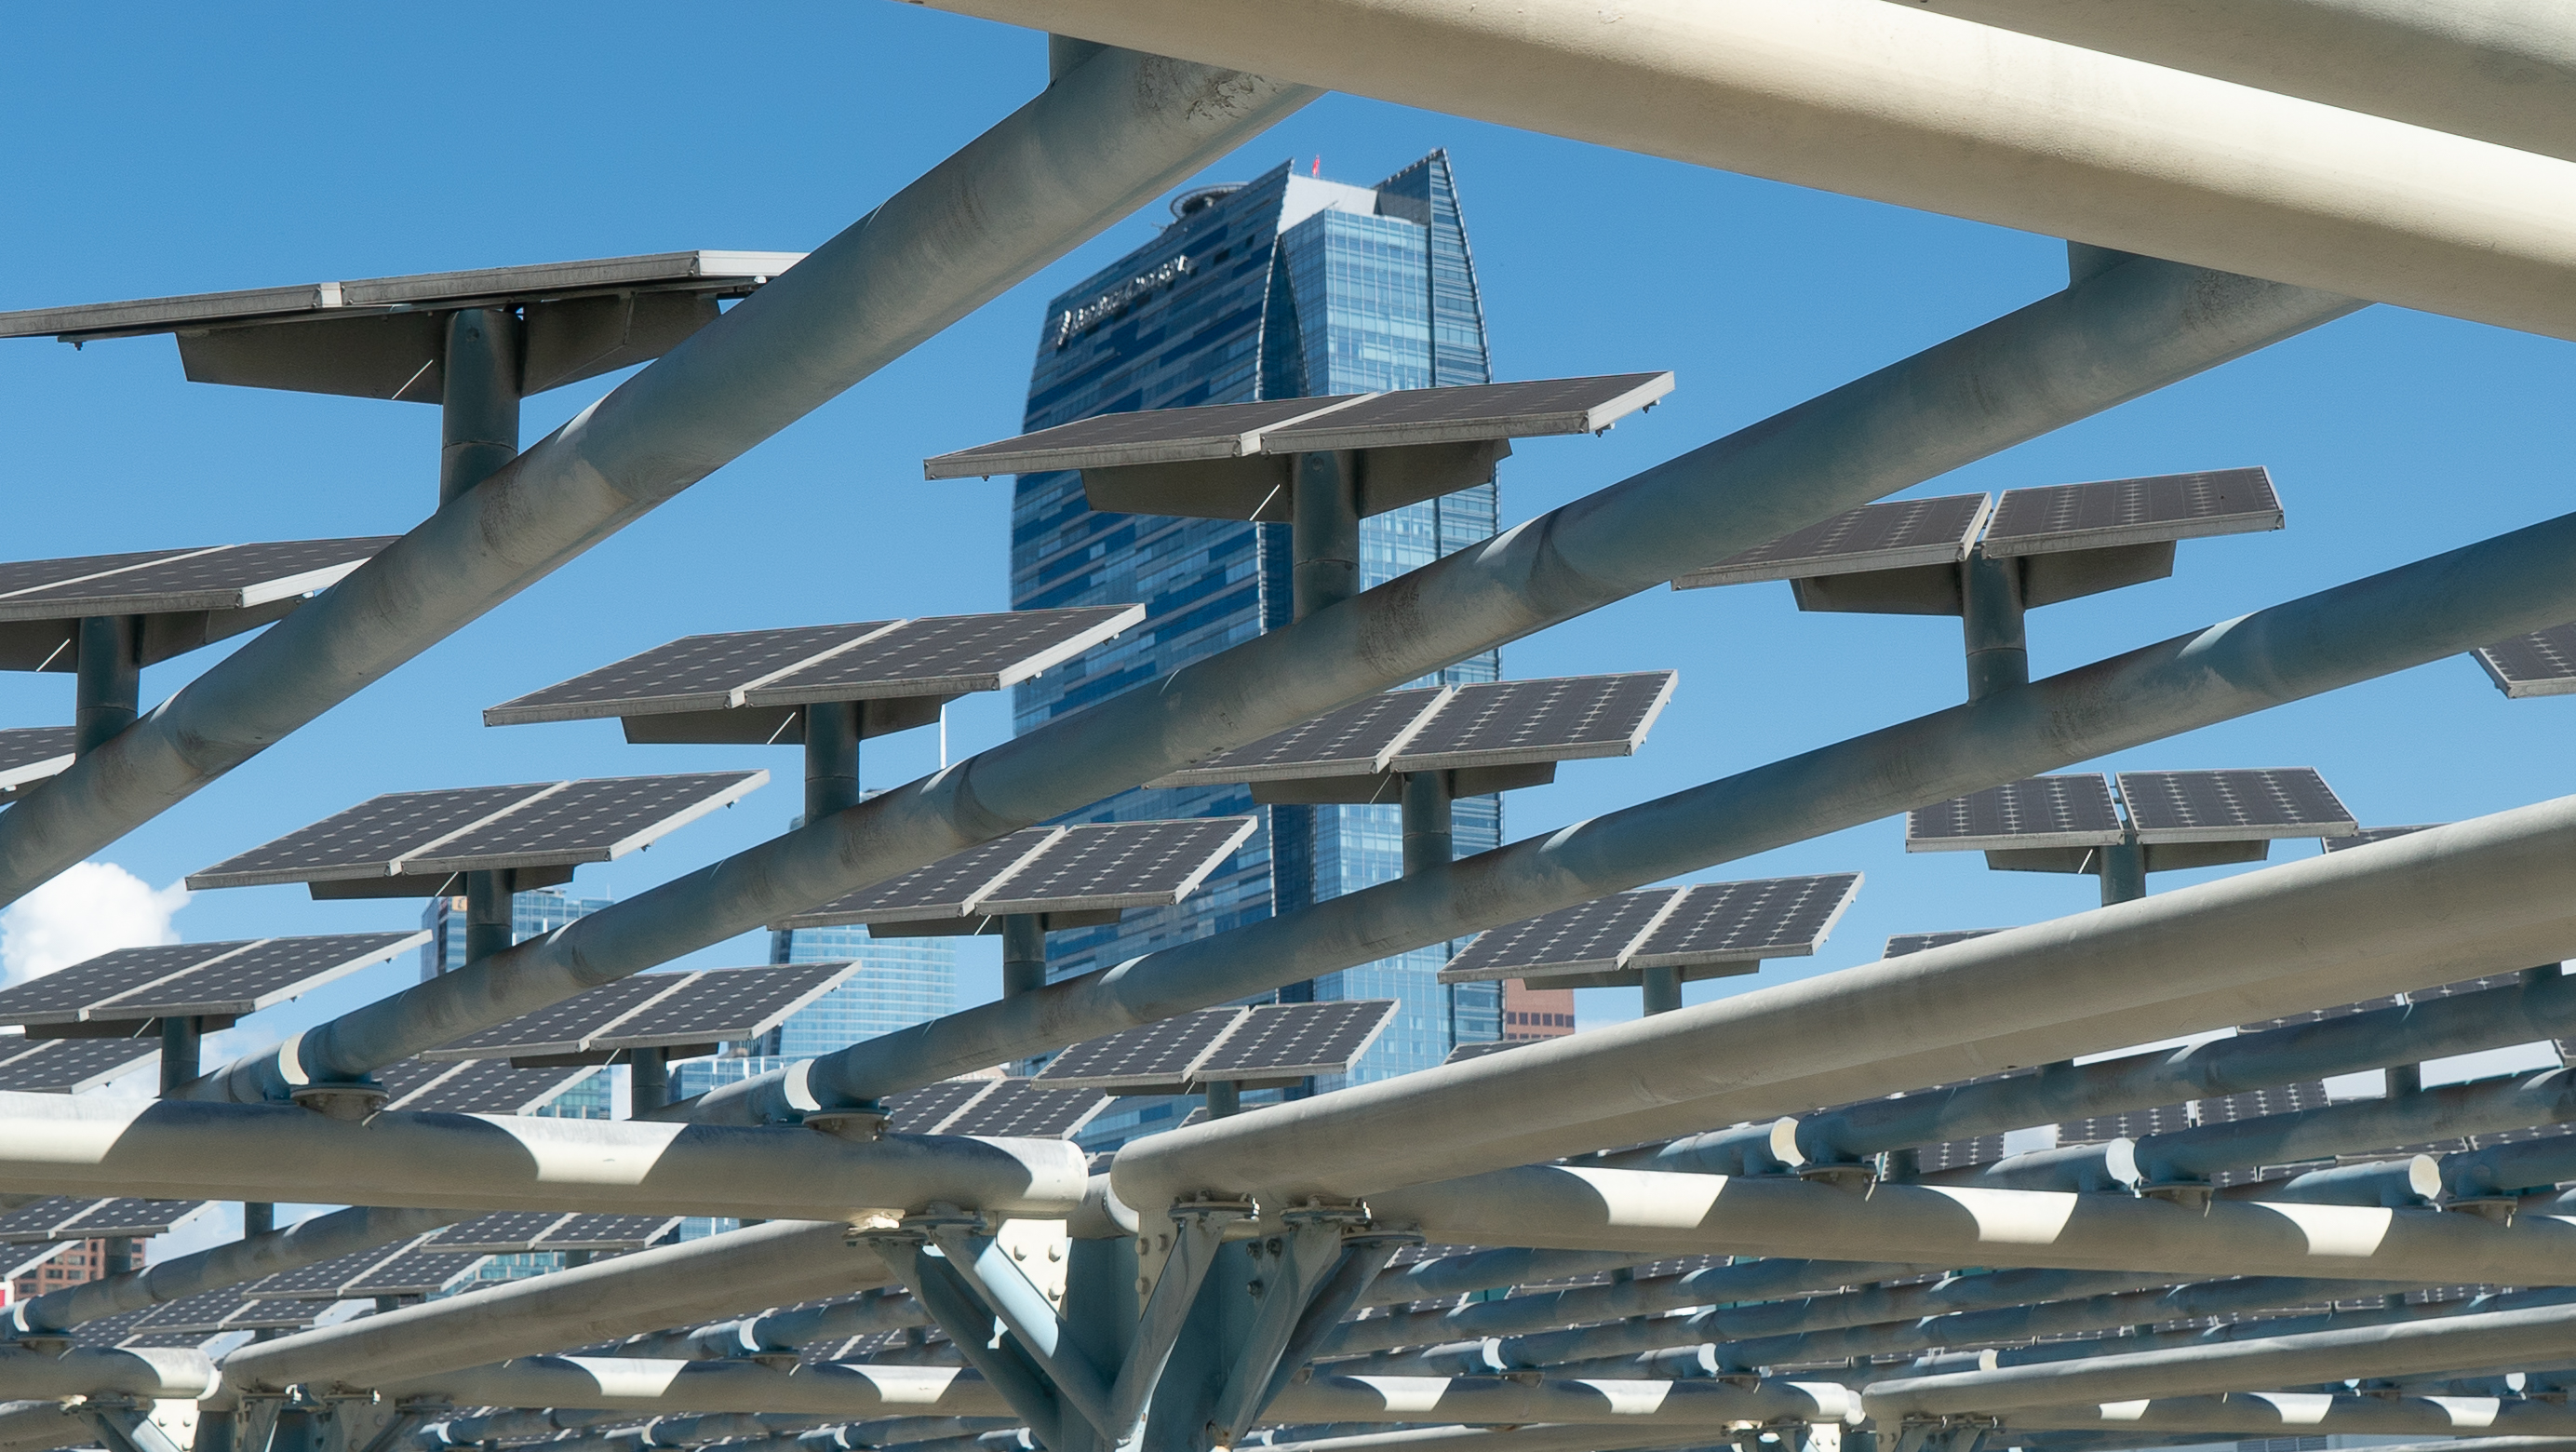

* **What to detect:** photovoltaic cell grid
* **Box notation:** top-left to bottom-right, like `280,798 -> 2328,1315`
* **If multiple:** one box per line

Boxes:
2113,769 -> 2356,844
945,1079 -> 1111,1138
2476,621 -> 2576,698
2237,997 -> 2402,1035
0,538 -> 396,623
0,1197 -> 200,1244
2059,1102 -> 2197,1144
189,772 -> 764,890
532,1214 -> 682,1251
2198,1082 -> 2331,1124
1155,673 -> 1674,787
1438,875 -> 1862,984
423,1211 -> 577,1254
423,962 -> 854,1061
340,1244 -> 486,1298
1676,493 -> 1990,589
2326,824 -> 2446,853
248,1244 -> 409,1299
377,1057 -> 602,1115
0,726 -> 75,799
1884,930 -> 2005,958
777,819 -> 1254,930
885,1078 -> 1000,1135
1907,776 -> 2127,854
1036,1001 -> 1402,1092
922,374 -> 1671,476
484,607 -> 1142,725
0,933 -> 426,1028
0,1037 -> 158,1092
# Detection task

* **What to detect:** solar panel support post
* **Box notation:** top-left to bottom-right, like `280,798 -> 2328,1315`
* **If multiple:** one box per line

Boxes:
630,1047 -> 671,1114
1292,450 -> 1362,620
438,308 -> 521,507
159,1015 -> 200,1096
2098,839 -> 2147,906
1959,550 -> 2028,699
463,870 -> 514,967
1203,1079 -> 1240,1118
74,614 -> 142,757
1401,771 -> 1452,878
1639,965 -> 1683,1016
807,701 -> 864,823
1002,914 -> 1048,999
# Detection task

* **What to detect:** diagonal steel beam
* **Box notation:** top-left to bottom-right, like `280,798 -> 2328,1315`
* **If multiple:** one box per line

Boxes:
0,46 -> 1316,916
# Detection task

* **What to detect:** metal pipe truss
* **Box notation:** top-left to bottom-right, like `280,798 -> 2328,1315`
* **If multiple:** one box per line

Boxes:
9,1204 -> 455,1334
0,1347 -> 215,1402
2003,1393 -> 2576,1437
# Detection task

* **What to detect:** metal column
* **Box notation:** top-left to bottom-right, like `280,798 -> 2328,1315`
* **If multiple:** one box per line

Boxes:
1001,915 -> 1049,1000
159,1015 -> 201,1097
463,870 -> 513,967
1959,551 -> 2028,699
1293,451 -> 1362,621
807,701 -> 864,824
2098,839 -> 2148,906
439,308 -> 521,506
74,614 -> 141,756
629,1048 -> 671,1114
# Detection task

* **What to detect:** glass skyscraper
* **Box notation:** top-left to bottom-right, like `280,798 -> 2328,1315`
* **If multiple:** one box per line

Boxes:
1012,152 -> 1505,1109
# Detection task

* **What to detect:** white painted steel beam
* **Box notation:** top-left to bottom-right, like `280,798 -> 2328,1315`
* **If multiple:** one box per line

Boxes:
911,0 -> 2576,341
1109,800 -> 2576,1208
0,1092 -> 1086,1220
0,1348 -> 214,1403
221,1220 -> 893,1393
2003,1394 -> 2576,1437
1362,1166 -> 2576,1287
0,47 -> 1316,911
1889,0 -> 2576,163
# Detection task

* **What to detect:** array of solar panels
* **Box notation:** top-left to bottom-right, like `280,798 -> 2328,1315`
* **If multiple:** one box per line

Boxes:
374,1057 -> 603,1115
483,606 -> 1143,737
1033,1001 -> 1400,1094
0,1196 -> 204,1244
1907,769 -> 2357,853
776,817 -> 1257,933
1436,875 -> 1861,988
1674,468 -> 2284,590
188,772 -> 764,894
0,538 -> 396,627
0,1035 -> 159,1092
0,932 -> 424,1030
881,1078 -> 1112,1138
925,374 -> 1675,477
0,725 -> 74,801
423,962 -> 855,1063
1152,673 -> 1674,795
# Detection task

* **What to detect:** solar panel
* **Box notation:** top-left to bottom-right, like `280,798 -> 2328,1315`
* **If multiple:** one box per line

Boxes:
1151,689 -> 1448,787
0,1197 -> 95,1244
0,538 -> 395,622
2237,997 -> 2403,1035
0,941 -> 245,1024
1443,1040 -> 1537,1065
1884,930 -> 2005,958
52,1199 -> 201,1238
1254,373 -> 1674,452
925,397 -> 1363,476
2326,824 -> 2447,853
68,1308 -> 165,1350
2113,769 -> 2356,844
1195,1002 -> 1396,1082
1625,875 -> 1862,971
425,975 -> 681,1059
885,1079 -> 999,1135
530,1215 -> 683,1252
79,933 -> 423,1024
774,830 -> 1061,929
485,623 -> 898,722
189,772 -> 763,890
946,1080 -> 1109,1138
247,1244 -> 405,1299
1439,890 -> 1682,979
1386,674 -> 1675,773
395,1059 -> 602,1115
2197,1082 -> 2330,1124
1914,1135 -> 2007,1175
1981,468 -> 2283,558
742,608 -> 1145,707
120,1330 -> 219,1351
0,726 -> 75,800
1673,493 -> 1991,590
342,1244 -> 490,1298
370,1058 -> 454,1109
222,1299 -> 319,1331
2408,974 -> 2527,1002
2475,622 -> 2576,698
1034,1009 -> 1244,1092
2059,1102 -> 2195,1144
0,548 -> 202,598
592,963 -> 853,1050
0,1038 -> 156,1092
1906,775 -> 2127,853
974,818 -> 1256,916
422,1211 -> 573,1254
143,1289 -> 269,1335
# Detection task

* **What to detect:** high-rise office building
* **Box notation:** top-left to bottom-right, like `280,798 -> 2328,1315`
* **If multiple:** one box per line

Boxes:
420,887 -> 613,981
1013,152 -> 1505,1098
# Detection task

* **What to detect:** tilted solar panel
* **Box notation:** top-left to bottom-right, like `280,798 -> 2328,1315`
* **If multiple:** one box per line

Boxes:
1149,689 -> 1447,787
0,538 -> 395,621
1256,373 -> 1672,452
1388,673 -> 1674,773
423,1211 -> 572,1254
974,818 -> 1256,915
0,941 -> 245,1023
0,726 -> 76,799
485,623 -> 896,722
0,1197 -> 98,1243
2475,621 -> 2576,699
1196,1001 -> 1396,1082
2325,824 -> 2446,853
92,933 -> 423,1023
399,1060 -> 602,1115
0,1038 -> 156,1093
342,1244 -> 490,1298
1981,467 -> 2282,558
426,975 -> 680,1059
1883,929 -> 2005,958
774,829 -> 1061,929
532,1214 -> 683,1252
1439,891 -> 1682,979
885,1079 -> 997,1135
1907,775 -> 2127,853
947,1080 -> 1109,1138
190,784 -> 543,887
743,607 -> 1143,706
1035,1009 -> 1244,1091
1625,875 -> 1861,969
1674,493 -> 1990,590
925,397 -> 1361,476
402,772 -> 765,874
53,1198 -> 201,1238
2113,768 -> 2356,844
595,962 -> 854,1049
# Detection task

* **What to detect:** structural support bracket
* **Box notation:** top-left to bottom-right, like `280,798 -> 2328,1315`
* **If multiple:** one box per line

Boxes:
83,1400 -> 182,1452
1209,1207 -> 1372,1444
1109,1200 -> 1252,1438
1252,1230 -> 1416,1415
865,1221 -> 1069,1446
925,1222 -> 1117,1436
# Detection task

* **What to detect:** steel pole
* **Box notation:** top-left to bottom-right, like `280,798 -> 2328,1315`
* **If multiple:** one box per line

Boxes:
1957,550 -> 2026,700
439,307 -> 522,507
910,0 -> 2576,341
629,1047 -> 671,1114
0,47 -> 1318,916
808,701 -> 865,824
1293,451 -> 1363,620
1000,915 -> 1048,999
155,1015 -> 198,1096
667,259 -> 2354,1129
73,615 -> 141,757
463,869 -> 513,969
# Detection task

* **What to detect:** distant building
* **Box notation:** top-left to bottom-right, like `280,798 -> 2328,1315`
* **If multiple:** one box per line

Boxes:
419,887 -> 614,981
1013,152 -> 1507,1106
8,1238 -> 139,1302
1502,982 -> 1576,1042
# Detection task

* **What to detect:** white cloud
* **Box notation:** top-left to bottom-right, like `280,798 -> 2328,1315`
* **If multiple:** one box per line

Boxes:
0,862 -> 190,985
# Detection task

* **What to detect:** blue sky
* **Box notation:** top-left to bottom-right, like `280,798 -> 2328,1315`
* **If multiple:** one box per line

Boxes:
3,4 -> 2573,1072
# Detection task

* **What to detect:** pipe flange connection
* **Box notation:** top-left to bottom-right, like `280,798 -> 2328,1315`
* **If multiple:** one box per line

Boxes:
1794,1162 -> 1877,1190
2445,1195 -> 2518,1223
897,1205 -> 990,1237
802,1108 -> 890,1142
289,1081 -> 388,1121
2136,1179 -> 2214,1209
1279,1201 -> 1374,1231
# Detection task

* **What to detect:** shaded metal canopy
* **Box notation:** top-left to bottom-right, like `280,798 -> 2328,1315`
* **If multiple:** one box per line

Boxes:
0,249 -> 808,400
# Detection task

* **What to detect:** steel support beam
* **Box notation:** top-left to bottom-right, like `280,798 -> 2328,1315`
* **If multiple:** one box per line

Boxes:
439,306 -> 522,506
0,1091 -> 1086,1219
1885,0 -> 2576,163
73,615 -> 141,758
8,1204 -> 453,1334
0,46 -> 1317,919
912,0 -> 2576,341
1111,792 -> 2576,1209
0,1348 -> 214,1402
612,1288 -> 930,1363
1361,1165 -> 2576,1285
2003,1397 -> 2576,1438
682,260 -> 2357,1127
221,1220 -> 895,1393
1866,1299 -> 2576,1418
